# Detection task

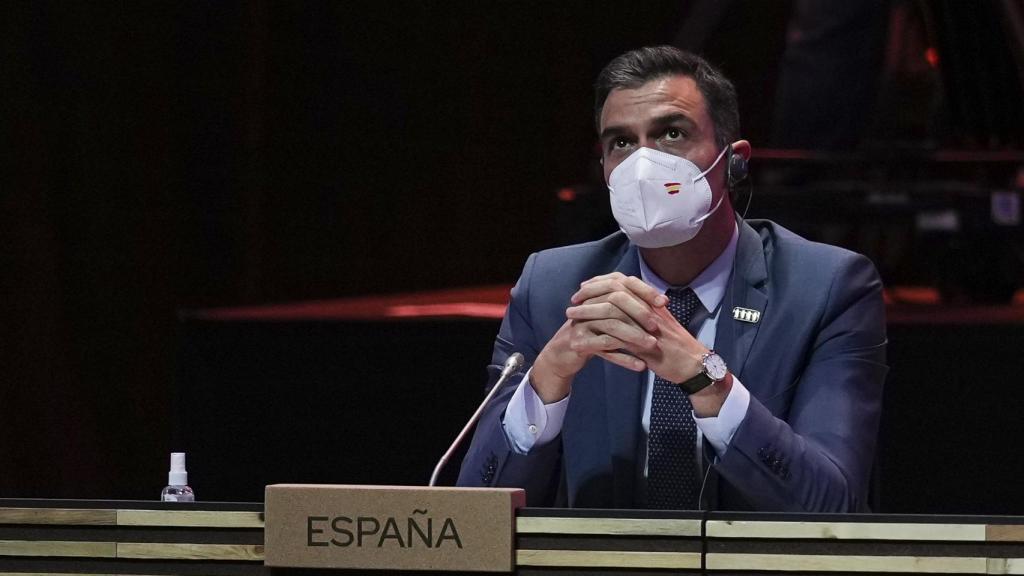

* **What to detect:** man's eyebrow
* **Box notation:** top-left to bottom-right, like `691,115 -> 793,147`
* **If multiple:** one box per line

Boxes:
599,125 -> 629,141
650,112 -> 697,131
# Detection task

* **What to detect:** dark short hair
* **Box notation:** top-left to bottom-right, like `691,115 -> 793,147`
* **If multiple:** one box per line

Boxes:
594,46 -> 740,149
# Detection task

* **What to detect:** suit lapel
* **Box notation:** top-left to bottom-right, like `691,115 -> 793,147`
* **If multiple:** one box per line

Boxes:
604,245 -> 646,508
715,220 -> 768,381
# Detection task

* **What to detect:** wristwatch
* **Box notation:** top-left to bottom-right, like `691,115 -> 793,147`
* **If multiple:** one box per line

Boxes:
677,351 -> 728,394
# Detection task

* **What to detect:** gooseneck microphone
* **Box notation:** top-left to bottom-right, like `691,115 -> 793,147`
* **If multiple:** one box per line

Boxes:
428,353 -> 525,487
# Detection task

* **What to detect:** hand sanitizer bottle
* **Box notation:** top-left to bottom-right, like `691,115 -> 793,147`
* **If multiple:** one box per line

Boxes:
160,452 -> 195,502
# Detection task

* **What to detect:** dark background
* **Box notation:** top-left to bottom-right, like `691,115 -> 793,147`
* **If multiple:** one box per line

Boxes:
3,1 -> 1022,510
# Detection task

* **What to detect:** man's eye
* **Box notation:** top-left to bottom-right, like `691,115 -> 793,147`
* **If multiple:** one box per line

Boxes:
665,128 -> 684,140
614,137 -> 630,148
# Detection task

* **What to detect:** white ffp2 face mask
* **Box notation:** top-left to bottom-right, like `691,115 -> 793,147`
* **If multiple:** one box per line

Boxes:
607,146 -> 729,248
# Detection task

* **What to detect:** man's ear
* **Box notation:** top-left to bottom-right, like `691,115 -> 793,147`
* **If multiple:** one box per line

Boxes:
726,139 -> 752,206
731,139 -> 751,161
727,139 -> 751,188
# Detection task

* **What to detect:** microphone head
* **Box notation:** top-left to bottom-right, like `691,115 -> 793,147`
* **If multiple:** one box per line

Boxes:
504,353 -> 525,374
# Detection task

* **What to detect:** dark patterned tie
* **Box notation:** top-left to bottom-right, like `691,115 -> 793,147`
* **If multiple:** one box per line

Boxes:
647,287 -> 701,510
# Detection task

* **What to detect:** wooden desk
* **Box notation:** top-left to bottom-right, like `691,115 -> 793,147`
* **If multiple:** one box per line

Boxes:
2,500 -> 1023,574
0,499 -> 263,575
704,511 -> 1024,575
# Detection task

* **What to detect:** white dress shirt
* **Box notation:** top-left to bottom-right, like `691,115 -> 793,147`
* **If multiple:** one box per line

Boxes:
502,224 -> 751,464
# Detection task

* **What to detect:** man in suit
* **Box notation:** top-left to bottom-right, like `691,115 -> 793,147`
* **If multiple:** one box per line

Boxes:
457,46 -> 887,512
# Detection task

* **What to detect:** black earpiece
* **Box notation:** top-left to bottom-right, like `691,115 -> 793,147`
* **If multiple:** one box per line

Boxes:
726,146 -> 749,188
726,144 -> 754,218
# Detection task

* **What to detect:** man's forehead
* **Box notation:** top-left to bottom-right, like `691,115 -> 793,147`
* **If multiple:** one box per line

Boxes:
600,75 -> 708,131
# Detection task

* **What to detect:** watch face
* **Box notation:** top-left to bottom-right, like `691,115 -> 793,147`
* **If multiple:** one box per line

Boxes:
705,353 -> 728,381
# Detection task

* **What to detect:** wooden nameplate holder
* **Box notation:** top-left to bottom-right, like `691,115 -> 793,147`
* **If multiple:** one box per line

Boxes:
264,484 -> 525,572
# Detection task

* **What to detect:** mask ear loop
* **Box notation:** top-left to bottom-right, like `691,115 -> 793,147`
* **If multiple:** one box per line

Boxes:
693,146 -> 730,181
693,191 -> 726,225
691,146 -> 731,225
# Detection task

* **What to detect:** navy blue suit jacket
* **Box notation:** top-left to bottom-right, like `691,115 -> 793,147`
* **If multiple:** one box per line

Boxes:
457,219 -> 888,512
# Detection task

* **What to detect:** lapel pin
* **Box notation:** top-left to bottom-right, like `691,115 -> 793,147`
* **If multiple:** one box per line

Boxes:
732,307 -> 761,324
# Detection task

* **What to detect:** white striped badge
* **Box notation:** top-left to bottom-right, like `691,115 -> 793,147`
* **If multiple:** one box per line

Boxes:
732,307 -> 761,324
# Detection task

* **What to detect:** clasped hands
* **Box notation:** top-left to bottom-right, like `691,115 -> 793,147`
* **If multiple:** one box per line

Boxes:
530,272 -> 731,416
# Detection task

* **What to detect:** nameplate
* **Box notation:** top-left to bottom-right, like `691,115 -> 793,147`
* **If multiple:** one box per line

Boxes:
264,484 -> 525,572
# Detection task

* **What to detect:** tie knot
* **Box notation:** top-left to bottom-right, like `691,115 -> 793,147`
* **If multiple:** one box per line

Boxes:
665,287 -> 700,327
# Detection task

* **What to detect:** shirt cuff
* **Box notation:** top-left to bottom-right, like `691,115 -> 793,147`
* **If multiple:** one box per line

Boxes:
501,368 -> 570,454
693,375 -> 751,457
